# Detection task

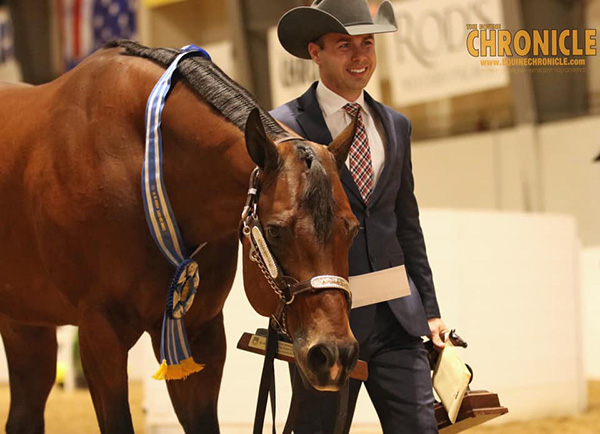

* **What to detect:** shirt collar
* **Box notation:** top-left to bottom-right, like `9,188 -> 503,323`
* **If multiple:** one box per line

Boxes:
316,81 -> 367,118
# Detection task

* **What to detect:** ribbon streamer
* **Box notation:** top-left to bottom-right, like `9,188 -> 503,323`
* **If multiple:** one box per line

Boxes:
142,46 -> 211,380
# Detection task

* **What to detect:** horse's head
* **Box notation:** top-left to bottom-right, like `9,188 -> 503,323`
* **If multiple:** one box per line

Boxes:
241,109 -> 360,392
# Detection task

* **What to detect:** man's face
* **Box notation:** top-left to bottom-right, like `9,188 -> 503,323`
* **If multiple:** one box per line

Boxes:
308,33 -> 376,101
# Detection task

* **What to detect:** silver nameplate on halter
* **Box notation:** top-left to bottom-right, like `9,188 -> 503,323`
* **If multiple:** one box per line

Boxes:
349,265 -> 411,309
311,275 -> 350,292
251,226 -> 279,279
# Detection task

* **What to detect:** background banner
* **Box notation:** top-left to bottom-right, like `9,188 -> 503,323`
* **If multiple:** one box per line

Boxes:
0,6 -> 19,81
384,0 -> 509,107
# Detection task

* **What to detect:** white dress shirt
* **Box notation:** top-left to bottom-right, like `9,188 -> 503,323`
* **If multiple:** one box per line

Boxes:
316,81 -> 387,187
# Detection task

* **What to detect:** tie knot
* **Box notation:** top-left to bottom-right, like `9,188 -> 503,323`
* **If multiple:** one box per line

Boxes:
343,103 -> 361,117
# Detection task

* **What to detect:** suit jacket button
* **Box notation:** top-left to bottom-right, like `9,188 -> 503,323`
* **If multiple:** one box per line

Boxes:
365,209 -> 370,217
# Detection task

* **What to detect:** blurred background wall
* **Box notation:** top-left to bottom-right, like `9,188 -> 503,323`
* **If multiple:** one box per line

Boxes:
0,0 -> 599,431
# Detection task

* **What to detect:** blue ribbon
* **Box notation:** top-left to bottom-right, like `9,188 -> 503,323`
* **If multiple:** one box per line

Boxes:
142,46 -> 210,380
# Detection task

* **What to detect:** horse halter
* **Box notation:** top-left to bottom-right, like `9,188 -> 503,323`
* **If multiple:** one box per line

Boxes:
240,165 -> 352,339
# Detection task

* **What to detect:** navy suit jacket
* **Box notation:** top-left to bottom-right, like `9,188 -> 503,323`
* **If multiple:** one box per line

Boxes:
270,82 -> 440,341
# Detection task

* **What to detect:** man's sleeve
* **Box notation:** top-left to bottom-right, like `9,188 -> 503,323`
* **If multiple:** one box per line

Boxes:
394,119 -> 441,319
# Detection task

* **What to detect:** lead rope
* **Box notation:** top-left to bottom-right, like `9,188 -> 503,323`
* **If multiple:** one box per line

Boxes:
282,369 -> 301,434
335,381 -> 350,434
253,322 -> 279,434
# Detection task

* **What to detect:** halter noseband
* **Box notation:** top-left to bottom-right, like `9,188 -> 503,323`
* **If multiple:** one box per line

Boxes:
240,166 -> 352,338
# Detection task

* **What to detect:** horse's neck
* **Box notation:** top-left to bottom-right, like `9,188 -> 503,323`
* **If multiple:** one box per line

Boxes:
160,99 -> 255,247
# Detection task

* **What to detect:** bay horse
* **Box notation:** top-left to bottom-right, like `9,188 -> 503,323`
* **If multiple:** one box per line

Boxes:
0,40 -> 360,433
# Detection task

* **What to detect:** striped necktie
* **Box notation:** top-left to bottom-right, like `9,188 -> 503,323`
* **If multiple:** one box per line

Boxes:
344,103 -> 374,203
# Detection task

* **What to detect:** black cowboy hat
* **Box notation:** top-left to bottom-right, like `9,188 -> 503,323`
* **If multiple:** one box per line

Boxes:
277,0 -> 397,60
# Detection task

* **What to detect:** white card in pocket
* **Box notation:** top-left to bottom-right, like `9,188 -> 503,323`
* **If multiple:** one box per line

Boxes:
349,265 -> 411,309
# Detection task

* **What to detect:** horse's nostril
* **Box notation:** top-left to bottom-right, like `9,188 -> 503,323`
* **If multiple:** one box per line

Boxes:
307,342 -> 335,372
340,341 -> 359,368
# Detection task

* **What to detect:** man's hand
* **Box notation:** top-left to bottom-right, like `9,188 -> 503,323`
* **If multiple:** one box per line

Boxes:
428,317 -> 449,350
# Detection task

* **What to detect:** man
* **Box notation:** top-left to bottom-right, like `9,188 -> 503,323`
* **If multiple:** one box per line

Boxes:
270,0 -> 448,432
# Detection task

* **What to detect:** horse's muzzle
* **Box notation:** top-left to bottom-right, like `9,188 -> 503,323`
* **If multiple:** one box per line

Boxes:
295,338 -> 359,391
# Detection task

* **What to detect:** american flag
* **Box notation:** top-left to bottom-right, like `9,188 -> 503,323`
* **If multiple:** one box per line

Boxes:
57,0 -> 137,70
0,8 -> 15,65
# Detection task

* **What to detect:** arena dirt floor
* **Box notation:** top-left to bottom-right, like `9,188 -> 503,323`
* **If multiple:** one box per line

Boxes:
0,381 -> 598,433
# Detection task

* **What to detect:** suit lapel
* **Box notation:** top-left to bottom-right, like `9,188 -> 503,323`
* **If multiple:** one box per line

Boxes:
296,83 -> 363,203
365,92 -> 398,207
296,83 -> 332,145
338,167 -> 363,204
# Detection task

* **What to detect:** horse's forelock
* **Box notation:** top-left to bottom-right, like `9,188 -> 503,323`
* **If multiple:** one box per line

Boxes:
294,143 -> 334,243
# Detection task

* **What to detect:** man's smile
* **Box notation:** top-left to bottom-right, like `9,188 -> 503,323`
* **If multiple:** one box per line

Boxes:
347,66 -> 368,75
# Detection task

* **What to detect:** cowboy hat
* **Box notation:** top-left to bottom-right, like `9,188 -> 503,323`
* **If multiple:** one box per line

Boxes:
278,0 -> 397,59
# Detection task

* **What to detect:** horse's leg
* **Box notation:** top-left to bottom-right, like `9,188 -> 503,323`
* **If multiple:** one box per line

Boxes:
77,306 -> 141,433
0,319 -> 57,434
150,311 -> 226,433
148,237 -> 237,433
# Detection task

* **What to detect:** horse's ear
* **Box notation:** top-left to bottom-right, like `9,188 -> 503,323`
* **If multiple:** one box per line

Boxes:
245,108 -> 280,172
328,114 -> 358,172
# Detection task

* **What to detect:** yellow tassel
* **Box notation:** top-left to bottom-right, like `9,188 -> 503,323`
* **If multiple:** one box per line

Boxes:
166,364 -> 183,380
153,357 -> 205,381
153,359 -> 168,380
180,357 -> 205,377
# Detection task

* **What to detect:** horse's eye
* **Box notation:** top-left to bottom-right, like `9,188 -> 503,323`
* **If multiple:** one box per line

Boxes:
266,225 -> 281,240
